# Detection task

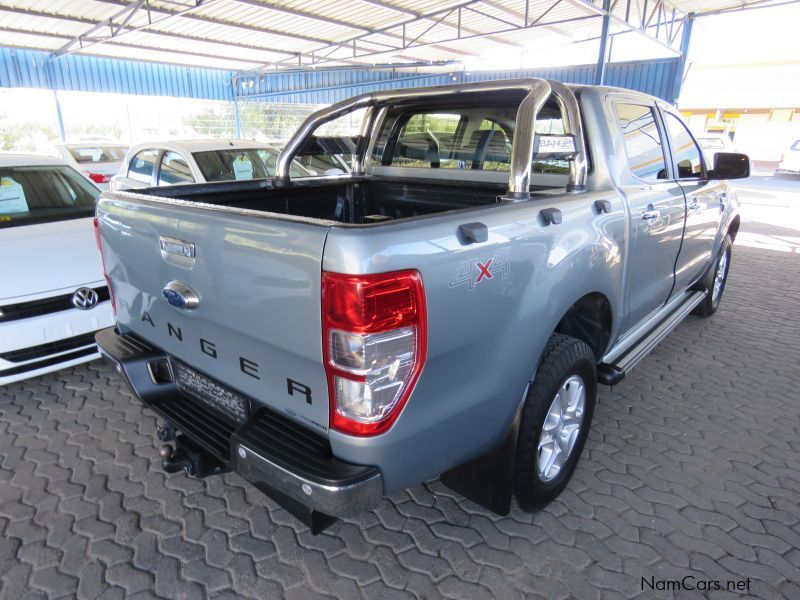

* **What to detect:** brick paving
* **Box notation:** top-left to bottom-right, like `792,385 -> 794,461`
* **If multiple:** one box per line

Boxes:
1,198 -> 799,599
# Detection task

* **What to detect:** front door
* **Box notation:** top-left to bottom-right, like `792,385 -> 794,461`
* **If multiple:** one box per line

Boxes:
613,101 -> 687,333
661,110 -> 725,292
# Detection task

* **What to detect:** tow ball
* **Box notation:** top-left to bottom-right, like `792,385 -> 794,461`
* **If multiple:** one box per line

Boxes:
157,429 -> 227,478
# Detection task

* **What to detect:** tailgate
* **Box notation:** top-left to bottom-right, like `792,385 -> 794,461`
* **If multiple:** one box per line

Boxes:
96,193 -> 331,436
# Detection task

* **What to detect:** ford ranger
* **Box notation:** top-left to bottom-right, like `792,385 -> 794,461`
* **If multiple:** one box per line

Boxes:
94,79 -> 748,533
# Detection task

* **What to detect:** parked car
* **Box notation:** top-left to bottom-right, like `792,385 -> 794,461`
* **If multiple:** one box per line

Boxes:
0,154 -> 115,386
94,79 -> 747,533
695,134 -> 736,169
50,138 -> 129,191
776,140 -> 800,175
109,139 -> 312,191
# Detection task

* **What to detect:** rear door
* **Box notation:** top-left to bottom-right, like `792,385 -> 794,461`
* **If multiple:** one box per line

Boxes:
612,101 -> 687,332
96,194 -> 332,435
661,109 -> 725,292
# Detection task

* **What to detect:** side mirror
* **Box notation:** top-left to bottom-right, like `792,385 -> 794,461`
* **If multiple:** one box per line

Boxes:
708,152 -> 750,180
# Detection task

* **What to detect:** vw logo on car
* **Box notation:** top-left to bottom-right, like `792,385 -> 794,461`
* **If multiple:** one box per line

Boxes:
72,287 -> 99,310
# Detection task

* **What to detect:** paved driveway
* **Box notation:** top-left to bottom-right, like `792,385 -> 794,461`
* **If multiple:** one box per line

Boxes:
1,186 -> 799,599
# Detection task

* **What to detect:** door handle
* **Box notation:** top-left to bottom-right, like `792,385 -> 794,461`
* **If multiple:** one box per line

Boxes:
641,209 -> 661,220
688,200 -> 701,212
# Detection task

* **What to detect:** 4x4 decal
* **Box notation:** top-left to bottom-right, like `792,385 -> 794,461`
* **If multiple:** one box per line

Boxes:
448,248 -> 510,291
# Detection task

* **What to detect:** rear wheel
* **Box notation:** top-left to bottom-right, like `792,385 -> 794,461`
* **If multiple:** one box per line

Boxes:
514,334 -> 596,511
694,235 -> 732,317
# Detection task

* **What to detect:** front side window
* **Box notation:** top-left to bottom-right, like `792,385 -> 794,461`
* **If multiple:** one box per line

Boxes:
0,166 -> 99,229
128,149 -> 158,183
371,98 -> 569,174
158,151 -> 194,186
665,113 -> 704,179
615,103 -> 667,182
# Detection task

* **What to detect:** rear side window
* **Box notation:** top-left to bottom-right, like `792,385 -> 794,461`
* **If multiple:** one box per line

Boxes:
158,151 -> 194,186
128,149 -> 158,183
790,140 -> 800,151
664,113 -> 704,179
615,103 -> 667,182
0,166 -> 99,229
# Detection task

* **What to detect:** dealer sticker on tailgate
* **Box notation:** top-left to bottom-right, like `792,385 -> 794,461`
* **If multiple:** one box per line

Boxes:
171,359 -> 251,423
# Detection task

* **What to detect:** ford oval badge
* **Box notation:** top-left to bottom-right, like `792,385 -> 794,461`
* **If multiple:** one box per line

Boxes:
162,281 -> 200,310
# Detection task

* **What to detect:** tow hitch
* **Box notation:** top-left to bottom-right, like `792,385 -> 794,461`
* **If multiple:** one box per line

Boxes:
157,423 -> 227,478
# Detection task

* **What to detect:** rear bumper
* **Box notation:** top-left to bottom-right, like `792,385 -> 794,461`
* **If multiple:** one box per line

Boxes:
95,326 -> 383,521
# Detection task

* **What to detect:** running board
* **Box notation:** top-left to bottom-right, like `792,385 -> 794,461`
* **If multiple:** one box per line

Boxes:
597,290 -> 707,386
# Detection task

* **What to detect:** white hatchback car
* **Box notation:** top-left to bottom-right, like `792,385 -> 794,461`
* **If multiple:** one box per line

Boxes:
0,154 -> 115,386
776,140 -> 800,175
50,139 -> 129,191
109,139 -> 311,191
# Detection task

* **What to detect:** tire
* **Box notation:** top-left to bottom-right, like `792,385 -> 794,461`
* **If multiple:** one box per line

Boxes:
694,235 -> 732,317
514,333 -> 596,512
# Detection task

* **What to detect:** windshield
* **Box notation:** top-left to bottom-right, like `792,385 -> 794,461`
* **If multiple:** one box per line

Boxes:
67,145 -> 128,164
192,148 -> 308,182
0,166 -> 99,229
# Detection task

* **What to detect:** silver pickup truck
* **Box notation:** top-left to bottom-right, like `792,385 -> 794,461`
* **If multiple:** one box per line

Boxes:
94,79 -> 748,533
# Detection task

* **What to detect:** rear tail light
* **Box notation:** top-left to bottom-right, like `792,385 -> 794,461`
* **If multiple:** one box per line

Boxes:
322,270 -> 426,436
84,171 -> 110,184
93,217 -> 116,316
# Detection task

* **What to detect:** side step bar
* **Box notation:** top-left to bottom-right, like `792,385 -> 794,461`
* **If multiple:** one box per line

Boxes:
597,290 -> 707,386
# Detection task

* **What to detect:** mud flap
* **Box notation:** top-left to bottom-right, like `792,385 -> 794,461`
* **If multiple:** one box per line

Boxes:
440,402 -> 523,516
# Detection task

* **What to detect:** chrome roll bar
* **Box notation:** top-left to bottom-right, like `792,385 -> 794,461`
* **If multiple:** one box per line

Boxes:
547,80 -> 588,192
275,78 -> 588,196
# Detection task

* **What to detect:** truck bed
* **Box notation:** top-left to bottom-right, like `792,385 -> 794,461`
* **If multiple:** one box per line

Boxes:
136,176 -> 537,224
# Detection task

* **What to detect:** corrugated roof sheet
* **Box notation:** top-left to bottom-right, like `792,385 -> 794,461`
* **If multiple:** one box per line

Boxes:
0,46 -> 234,100
0,0 -> 764,72
235,57 -> 681,102
0,42 -> 679,102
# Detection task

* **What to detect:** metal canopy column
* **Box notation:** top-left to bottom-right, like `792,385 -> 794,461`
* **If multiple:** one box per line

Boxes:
594,0 -> 612,85
232,77 -> 243,138
670,12 -> 695,103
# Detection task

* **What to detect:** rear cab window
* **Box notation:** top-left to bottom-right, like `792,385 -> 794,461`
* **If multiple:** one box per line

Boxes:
370,95 -> 572,179
614,103 -> 668,182
0,166 -> 99,228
